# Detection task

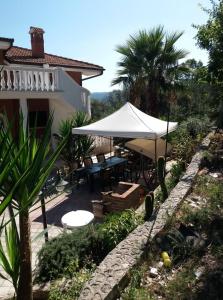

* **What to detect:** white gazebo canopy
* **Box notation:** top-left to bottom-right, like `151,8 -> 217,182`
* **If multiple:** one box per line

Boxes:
125,138 -> 172,161
72,102 -> 177,139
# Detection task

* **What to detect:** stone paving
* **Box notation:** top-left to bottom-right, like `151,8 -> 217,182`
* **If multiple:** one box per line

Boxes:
0,183 -> 101,299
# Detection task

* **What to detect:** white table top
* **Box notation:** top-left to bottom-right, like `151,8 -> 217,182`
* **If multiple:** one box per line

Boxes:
61,210 -> 94,229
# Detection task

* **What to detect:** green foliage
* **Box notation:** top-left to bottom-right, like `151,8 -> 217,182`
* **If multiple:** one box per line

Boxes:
194,1 -> 223,127
121,265 -> 154,300
157,156 -> 168,202
0,113 -> 67,297
56,111 -> 95,168
165,264 -> 196,300
170,116 -> 210,162
168,161 -> 185,189
181,176 -> 223,228
0,113 -> 67,215
49,266 -> 95,300
194,0 -> 223,80
98,210 -> 143,251
0,219 -> 20,294
112,26 -> 188,116
91,90 -> 125,121
155,160 -> 185,203
36,210 -> 143,282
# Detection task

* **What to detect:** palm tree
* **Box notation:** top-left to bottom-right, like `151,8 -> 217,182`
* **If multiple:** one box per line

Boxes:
0,114 -> 67,300
112,26 -> 188,116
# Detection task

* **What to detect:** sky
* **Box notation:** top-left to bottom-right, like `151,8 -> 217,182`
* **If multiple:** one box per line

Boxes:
0,0 -> 211,92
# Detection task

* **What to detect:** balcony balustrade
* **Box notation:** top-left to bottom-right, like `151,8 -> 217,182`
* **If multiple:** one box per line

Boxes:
0,65 -> 59,92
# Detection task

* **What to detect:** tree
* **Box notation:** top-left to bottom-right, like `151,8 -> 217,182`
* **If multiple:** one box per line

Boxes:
194,0 -> 223,80
91,90 -> 125,121
194,0 -> 223,127
112,26 -> 188,116
0,114 -> 67,299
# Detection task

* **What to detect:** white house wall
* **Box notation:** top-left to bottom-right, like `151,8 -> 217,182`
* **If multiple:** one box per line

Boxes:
57,69 -> 91,116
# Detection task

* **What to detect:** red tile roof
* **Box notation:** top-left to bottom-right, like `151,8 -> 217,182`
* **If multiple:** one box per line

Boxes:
5,46 -> 104,71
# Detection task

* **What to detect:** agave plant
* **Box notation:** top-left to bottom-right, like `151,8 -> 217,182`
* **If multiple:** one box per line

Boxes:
0,113 -> 67,300
0,217 -> 20,295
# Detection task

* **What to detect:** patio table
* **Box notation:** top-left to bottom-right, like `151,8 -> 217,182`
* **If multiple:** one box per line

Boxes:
86,156 -> 127,191
86,156 -> 127,175
61,210 -> 94,229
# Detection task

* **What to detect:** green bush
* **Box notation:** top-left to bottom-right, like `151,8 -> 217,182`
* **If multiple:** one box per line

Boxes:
155,161 -> 185,203
182,176 -> 223,228
167,161 -> 186,190
36,210 -> 143,282
170,116 -> 210,162
98,210 -> 143,251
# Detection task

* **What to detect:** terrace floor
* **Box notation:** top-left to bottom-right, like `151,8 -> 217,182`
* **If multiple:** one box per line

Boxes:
0,182 -> 101,299
0,158 -> 174,299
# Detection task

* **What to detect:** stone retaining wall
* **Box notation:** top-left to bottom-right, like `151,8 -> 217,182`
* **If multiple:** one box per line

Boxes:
78,135 -> 211,300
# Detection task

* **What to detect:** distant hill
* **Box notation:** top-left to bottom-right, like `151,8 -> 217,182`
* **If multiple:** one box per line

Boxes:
91,92 -> 109,101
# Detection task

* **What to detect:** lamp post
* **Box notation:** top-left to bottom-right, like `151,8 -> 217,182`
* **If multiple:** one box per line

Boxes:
164,79 -> 175,172
39,189 -> 49,243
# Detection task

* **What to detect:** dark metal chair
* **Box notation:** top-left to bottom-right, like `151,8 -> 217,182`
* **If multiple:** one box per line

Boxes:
96,153 -> 106,163
83,156 -> 93,167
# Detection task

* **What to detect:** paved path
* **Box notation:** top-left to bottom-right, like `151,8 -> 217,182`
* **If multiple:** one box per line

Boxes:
0,183 -> 100,299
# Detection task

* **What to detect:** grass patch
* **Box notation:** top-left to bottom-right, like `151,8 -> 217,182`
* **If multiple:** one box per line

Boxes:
49,266 -> 95,300
121,265 -> 154,300
165,261 -> 197,300
181,176 -> 223,229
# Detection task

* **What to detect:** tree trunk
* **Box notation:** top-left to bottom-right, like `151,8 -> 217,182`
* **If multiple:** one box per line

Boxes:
148,80 -> 158,117
17,209 -> 33,300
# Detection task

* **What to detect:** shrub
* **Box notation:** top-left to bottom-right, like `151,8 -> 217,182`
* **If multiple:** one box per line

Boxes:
36,225 -> 104,282
155,161 -> 185,203
49,266 -> 95,300
36,210 -> 143,282
182,176 -> 223,229
167,161 -> 186,190
170,116 -> 210,162
98,210 -> 143,251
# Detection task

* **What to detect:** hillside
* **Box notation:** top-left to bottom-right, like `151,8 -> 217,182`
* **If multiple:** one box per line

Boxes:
90,92 -> 109,101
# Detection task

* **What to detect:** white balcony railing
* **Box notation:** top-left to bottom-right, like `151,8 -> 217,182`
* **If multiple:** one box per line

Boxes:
0,65 -> 59,92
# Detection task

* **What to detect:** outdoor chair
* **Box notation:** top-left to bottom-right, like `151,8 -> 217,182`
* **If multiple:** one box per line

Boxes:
114,164 -> 125,181
100,167 -> 115,191
96,153 -> 106,163
83,156 -> 93,168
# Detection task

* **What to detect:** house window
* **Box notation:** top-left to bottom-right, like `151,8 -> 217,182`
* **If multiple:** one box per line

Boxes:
28,111 -> 48,128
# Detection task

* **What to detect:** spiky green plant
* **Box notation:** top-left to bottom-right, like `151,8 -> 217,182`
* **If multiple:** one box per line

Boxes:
0,217 -> 20,295
0,113 -> 67,300
55,111 -> 95,170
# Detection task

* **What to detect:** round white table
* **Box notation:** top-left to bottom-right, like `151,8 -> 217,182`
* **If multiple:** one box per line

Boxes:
61,210 -> 94,229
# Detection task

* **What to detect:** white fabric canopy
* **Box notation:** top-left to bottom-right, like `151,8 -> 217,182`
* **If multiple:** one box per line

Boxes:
72,102 -> 177,139
125,138 -> 172,161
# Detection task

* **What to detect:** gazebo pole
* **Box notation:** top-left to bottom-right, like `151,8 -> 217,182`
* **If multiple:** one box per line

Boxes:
154,138 -> 157,184
164,101 -> 170,174
110,136 -> 112,158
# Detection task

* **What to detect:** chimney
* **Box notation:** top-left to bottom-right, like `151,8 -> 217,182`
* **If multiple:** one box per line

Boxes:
29,27 -> 45,58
